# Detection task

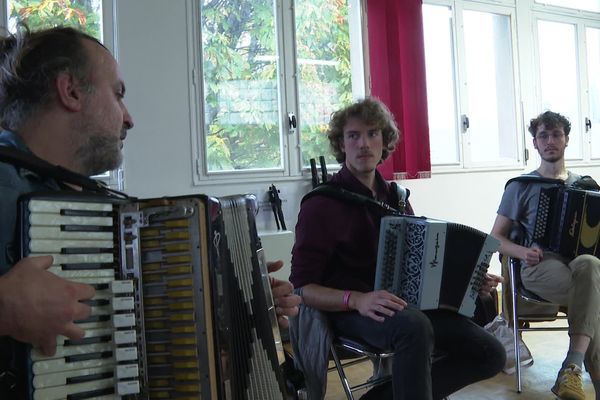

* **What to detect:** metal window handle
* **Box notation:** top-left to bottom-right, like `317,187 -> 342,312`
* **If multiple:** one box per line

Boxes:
288,112 -> 297,134
461,114 -> 470,132
586,117 -> 592,132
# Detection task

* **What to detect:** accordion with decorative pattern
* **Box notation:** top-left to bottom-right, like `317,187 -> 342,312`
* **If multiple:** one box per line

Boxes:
374,216 -> 500,318
15,192 -> 289,400
534,186 -> 600,259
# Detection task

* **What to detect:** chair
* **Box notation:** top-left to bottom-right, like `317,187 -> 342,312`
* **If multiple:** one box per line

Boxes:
505,256 -> 569,393
329,336 -> 394,400
329,336 -> 449,400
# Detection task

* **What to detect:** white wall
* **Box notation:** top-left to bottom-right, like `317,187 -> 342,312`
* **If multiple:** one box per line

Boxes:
113,1 -> 600,278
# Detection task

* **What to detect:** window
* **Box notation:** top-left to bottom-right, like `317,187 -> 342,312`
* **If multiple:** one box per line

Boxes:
195,0 -> 364,180
534,12 -> 600,163
423,1 -> 520,169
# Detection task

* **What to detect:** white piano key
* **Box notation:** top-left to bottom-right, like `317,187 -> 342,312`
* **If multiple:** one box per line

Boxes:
115,363 -> 139,379
90,305 -> 112,316
29,213 -> 113,227
117,379 -> 140,395
111,280 -> 134,294
29,199 -> 113,213
32,357 -> 113,375
65,276 -> 115,286
32,365 -> 114,389
30,253 -> 114,265
113,330 -> 136,345
30,239 -> 114,253
30,226 -> 113,240
48,266 -> 115,279
31,342 -> 112,361
113,313 -> 136,328
33,377 -> 115,400
111,297 -> 135,311
115,347 -> 138,362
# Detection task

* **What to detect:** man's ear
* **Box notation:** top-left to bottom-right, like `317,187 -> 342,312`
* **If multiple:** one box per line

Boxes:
55,71 -> 85,112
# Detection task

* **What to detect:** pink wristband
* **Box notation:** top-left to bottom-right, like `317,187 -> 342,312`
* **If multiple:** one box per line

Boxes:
343,290 -> 352,311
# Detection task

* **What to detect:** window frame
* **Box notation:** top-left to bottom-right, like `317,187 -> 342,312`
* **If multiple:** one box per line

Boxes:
188,0 -> 367,186
530,9 -> 600,166
424,0 -> 525,172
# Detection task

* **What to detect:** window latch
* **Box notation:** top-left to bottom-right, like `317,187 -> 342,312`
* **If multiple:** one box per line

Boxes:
461,114 -> 470,133
288,112 -> 297,134
586,117 -> 592,132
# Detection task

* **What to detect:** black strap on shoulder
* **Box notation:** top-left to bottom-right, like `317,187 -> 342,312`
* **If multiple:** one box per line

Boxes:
301,183 -> 403,215
571,175 -> 600,191
504,174 -> 564,189
390,181 -> 410,214
0,146 -> 130,199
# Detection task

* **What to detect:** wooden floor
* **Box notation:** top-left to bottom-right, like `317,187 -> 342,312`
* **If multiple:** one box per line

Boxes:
324,321 -> 595,399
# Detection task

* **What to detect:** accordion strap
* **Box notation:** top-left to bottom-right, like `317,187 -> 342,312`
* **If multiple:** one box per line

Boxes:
505,173 -> 600,192
301,182 -> 407,215
504,174 -> 564,189
0,146 -> 130,199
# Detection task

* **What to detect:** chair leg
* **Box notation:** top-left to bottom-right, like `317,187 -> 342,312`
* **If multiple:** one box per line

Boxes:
509,260 -> 523,393
331,346 -> 355,400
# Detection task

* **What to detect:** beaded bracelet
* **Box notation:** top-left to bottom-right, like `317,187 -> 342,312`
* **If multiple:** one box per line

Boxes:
343,290 -> 352,311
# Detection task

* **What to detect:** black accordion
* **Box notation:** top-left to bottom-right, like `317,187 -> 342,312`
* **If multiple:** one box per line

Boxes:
534,186 -> 600,259
374,215 -> 500,318
15,192 -> 289,400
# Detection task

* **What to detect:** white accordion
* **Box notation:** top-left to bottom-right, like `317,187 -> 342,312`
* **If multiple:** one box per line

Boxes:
374,216 -> 500,318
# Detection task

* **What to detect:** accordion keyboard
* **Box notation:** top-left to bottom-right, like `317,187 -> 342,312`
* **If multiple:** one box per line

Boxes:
374,219 -> 404,293
24,199 -> 140,400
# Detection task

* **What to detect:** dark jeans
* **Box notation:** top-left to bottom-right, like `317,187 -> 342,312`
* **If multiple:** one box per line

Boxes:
328,308 -> 506,400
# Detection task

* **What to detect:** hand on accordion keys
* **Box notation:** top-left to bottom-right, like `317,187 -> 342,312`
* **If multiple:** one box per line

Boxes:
0,255 -> 96,356
267,260 -> 301,329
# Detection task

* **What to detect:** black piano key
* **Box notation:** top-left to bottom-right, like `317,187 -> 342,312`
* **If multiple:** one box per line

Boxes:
65,351 -> 113,363
90,283 -> 110,290
75,315 -> 110,324
60,209 -> 113,217
66,371 -> 113,385
81,299 -> 110,307
61,248 -> 114,254
61,263 -> 114,270
66,387 -> 114,400
61,224 -> 113,232
65,335 -> 112,346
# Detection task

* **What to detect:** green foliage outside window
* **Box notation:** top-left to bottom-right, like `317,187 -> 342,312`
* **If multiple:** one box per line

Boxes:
201,0 -> 353,172
9,0 -> 102,40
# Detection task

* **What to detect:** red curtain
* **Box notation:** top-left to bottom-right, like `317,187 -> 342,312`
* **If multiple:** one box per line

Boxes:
368,0 -> 431,180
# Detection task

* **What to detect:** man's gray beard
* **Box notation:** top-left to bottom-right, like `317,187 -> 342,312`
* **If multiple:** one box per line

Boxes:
75,135 -> 122,176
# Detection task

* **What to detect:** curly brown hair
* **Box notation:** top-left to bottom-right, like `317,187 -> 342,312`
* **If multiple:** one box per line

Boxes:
327,97 -> 399,163
528,110 -> 571,137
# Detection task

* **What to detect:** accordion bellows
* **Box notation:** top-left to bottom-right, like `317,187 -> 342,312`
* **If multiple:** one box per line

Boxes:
375,216 -> 500,318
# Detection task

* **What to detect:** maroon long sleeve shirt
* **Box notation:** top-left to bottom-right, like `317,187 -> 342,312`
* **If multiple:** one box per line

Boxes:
290,165 -> 413,292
